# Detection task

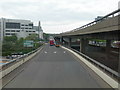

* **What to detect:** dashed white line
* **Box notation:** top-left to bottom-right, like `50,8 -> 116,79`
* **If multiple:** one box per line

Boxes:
44,51 -> 47,53
54,51 -> 57,53
63,51 -> 66,53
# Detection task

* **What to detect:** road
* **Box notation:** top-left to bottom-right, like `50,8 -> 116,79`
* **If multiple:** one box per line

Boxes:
4,44 -> 111,88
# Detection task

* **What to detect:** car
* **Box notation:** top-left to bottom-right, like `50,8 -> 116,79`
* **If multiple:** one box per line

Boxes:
55,45 -> 60,47
55,44 -> 60,47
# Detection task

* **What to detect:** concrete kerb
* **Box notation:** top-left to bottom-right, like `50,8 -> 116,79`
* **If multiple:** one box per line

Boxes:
61,46 -> 119,89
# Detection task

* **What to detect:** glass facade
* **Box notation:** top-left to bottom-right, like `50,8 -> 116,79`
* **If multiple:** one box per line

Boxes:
16,30 -> 20,32
6,22 -> 20,29
11,30 -> 15,32
29,23 -> 33,29
5,30 -> 10,32
5,33 -> 10,35
29,23 -> 33,26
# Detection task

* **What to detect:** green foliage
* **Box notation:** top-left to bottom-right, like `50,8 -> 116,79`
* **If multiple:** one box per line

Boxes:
89,39 -> 106,42
4,35 -> 17,42
3,35 -> 18,56
2,35 -> 42,56
25,34 -> 39,42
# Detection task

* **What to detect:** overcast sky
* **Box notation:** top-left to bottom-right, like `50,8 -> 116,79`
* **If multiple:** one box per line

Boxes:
0,0 -> 119,33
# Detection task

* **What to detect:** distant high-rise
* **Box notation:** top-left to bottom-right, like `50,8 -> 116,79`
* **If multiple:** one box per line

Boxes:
38,21 -> 43,39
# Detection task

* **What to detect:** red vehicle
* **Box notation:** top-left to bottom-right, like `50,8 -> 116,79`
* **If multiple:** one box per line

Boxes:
49,40 -> 54,46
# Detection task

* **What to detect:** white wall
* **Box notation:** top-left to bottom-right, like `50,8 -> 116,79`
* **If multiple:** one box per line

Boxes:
2,18 -> 36,39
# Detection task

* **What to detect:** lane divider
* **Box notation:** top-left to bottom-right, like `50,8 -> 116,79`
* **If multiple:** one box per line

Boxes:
61,46 -> 119,88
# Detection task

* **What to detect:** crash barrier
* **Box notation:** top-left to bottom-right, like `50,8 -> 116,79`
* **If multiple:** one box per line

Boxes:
67,46 -> 119,79
0,45 -> 43,79
61,46 -> 119,88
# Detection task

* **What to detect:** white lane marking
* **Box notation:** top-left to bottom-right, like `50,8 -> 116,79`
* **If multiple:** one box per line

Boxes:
44,51 -> 47,53
54,51 -> 57,53
63,51 -> 66,53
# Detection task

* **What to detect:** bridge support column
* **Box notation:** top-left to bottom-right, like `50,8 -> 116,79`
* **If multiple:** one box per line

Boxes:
68,37 -> 72,47
80,38 -> 88,54
58,38 -> 61,44
106,40 -> 111,60
60,37 -> 63,45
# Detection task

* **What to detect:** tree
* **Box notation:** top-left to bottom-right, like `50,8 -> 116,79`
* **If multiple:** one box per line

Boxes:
4,35 -> 17,43
2,35 -> 42,56
25,34 -> 39,42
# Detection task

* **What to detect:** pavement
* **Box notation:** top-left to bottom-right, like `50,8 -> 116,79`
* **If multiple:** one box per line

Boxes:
3,44 -> 111,88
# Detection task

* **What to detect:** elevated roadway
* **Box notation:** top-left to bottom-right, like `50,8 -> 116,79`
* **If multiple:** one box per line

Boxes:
57,9 -> 120,37
3,44 -> 111,88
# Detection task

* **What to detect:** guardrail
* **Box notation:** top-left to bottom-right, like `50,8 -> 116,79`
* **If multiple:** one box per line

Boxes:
62,9 -> 120,34
0,45 -> 43,79
64,45 -> 119,81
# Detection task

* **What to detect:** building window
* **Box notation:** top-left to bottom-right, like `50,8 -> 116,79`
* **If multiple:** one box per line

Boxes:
11,30 -> 15,32
11,33 -> 15,35
6,22 -> 20,29
25,28 -> 28,29
16,30 -> 20,32
6,30 -> 10,32
5,33 -> 10,35
26,31 -> 28,32
29,24 -> 33,29
21,24 -> 24,26
33,31 -> 35,32
29,24 -> 33,26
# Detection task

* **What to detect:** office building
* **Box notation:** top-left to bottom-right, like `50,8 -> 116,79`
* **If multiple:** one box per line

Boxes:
0,18 -> 36,40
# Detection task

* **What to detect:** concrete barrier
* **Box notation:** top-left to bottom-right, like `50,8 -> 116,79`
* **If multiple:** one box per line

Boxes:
0,46 -> 43,79
61,46 -> 119,88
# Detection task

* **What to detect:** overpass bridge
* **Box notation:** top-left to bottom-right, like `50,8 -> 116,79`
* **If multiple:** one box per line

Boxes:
0,9 -> 120,89
55,9 -> 120,70
54,9 -> 120,87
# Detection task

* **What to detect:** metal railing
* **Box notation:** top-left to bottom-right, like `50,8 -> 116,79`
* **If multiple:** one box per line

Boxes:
63,45 -> 119,81
63,9 -> 120,34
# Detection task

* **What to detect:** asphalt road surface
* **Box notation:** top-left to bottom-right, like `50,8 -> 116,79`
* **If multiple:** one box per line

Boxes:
4,44 -> 111,88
